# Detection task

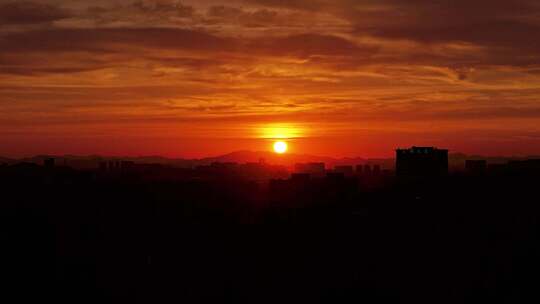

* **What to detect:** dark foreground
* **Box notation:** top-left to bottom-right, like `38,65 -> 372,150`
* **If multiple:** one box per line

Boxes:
2,165 -> 540,303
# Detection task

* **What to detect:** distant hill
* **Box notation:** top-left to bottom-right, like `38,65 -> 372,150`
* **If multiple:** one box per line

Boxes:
0,157 -> 15,164
448,153 -> 540,170
197,150 -> 368,168
13,155 -> 195,170
2,152 -> 538,171
0,151 -> 372,170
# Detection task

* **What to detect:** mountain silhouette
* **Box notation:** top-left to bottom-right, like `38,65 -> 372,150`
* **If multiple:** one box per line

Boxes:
2,151 -> 539,170
197,150 -> 367,167
0,151 -> 368,169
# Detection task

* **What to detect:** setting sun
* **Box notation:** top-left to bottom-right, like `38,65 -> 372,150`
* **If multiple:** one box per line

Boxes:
273,141 -> 288,154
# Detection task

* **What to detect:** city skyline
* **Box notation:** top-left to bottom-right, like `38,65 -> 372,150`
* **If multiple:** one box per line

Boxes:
4,3 -> 540,301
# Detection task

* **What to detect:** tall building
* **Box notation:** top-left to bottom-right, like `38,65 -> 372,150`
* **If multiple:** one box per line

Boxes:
396,146 -> 448,177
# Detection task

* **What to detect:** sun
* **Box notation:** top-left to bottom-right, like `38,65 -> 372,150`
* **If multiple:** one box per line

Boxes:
273,141 -> 288,154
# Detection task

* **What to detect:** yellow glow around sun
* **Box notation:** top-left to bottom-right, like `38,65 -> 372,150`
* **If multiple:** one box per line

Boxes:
273,141 -> 288,154
257,123 -> 304,139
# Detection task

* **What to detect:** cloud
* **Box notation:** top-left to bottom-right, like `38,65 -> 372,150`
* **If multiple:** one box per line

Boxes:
259,33 -> 371,57
131,0 -> 194,17
246,0 -> 540,51
244,0 -> 329,11
0,1 -> 71,25
0,27 -> 234,54
84,0 -> 194,27
207,5 -> 245,19
395,2 -> 538,49
207,5 -> 279,26
0,28 -> 378,77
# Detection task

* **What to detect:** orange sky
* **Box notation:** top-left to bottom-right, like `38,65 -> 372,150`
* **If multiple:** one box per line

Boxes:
1,0 -> 540,158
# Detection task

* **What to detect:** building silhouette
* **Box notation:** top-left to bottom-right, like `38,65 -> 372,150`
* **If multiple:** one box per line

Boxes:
396,146 -> 448,177
334,165 -> 354,176
466,160 -> 487,175
44,158 -> 55,168
326,172 -> 345,182
507,159 -> 540,175
291,173 -> 311,184
488,163 -> 507,174
294,162 -> 325,176
120,161 -> 135,170
363,164 -> 372,175
373,164 -> 381,175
